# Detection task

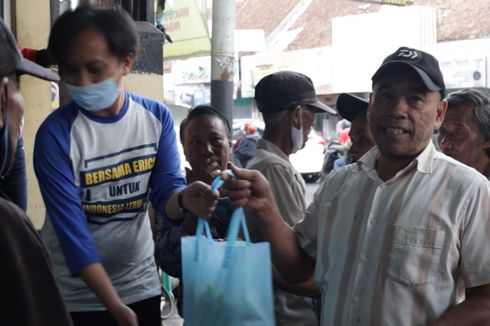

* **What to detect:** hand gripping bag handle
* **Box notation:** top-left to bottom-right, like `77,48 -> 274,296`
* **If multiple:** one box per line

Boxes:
195,170 -> 235,238
195,171 -> 251,266
209,170 -> 252,268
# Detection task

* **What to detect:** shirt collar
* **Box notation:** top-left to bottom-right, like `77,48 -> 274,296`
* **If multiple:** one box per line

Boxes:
256,138 -> 290,162
358,140 -> 437,175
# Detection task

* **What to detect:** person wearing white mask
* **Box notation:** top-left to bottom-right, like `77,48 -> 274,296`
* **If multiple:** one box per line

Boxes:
33,6 -> 218,326
246,70 -> 335,326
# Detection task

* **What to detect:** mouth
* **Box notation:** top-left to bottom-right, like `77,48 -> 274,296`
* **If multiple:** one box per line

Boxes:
205,160 -> 220,171
385,127 -> 408,135
382,126 -> 410,137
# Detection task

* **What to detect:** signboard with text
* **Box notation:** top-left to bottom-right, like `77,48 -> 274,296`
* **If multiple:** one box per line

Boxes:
160,0 -> 210,59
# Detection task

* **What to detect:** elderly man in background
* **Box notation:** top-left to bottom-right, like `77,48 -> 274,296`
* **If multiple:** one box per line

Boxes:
336,93 -> 376,163
438,88 -> 490,178
247,70 -> 336,325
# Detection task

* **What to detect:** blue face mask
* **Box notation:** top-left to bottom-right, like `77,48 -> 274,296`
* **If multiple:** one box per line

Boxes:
65,77 -> 120,112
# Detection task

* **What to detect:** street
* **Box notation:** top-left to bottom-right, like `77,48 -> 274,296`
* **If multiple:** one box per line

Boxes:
305,180 -> 321,206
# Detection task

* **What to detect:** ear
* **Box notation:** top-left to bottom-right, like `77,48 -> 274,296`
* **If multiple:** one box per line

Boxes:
483,139 -> 490,150
290,105 -> 302,128
121,52 -> 135,76
434,99 -> 448,130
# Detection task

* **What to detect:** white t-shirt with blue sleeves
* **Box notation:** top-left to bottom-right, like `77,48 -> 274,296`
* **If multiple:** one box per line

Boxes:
34,92 -> 185,311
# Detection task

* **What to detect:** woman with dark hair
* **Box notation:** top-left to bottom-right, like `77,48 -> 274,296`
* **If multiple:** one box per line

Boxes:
34,6 -> 218,326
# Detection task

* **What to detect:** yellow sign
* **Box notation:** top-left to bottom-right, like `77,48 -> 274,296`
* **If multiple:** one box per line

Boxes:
350,0 -> 413,6
161,0 -> 211,59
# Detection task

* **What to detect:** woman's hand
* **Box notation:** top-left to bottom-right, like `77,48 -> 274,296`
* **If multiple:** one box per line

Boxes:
181,181 -> 219,219
110,304 -> 139,326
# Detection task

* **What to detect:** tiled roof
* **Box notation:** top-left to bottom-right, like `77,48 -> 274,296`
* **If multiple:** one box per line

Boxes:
235,0 -> 490,50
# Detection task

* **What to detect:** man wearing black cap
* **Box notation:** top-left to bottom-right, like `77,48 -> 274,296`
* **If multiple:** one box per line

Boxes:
0,17 -> 72,325
246,70 -> 335,325
224,47 -> 490,325
336,93 -> 376,163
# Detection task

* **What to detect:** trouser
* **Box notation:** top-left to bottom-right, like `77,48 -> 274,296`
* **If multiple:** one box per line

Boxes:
70,295 -> 161,326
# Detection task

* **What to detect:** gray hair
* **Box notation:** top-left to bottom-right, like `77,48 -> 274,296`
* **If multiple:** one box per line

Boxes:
446,88 -> 490,156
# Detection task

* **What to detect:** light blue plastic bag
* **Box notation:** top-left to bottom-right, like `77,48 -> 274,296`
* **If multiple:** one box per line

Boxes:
181,173 -> 275,326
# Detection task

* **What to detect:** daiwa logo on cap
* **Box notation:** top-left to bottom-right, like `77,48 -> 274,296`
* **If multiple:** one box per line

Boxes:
396,48 -> 420,60
372,46 -> 446,96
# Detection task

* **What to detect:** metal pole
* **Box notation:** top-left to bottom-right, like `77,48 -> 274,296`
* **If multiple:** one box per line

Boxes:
210,0 -> 235,125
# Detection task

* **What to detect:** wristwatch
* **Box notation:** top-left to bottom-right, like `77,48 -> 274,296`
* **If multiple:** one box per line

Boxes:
178,190 -> 189,215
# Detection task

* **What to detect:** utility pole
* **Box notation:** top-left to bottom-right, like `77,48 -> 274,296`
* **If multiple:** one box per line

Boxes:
210,0 -> 235,124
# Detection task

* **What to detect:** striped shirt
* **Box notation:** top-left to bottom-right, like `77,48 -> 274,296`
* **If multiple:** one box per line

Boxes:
295,141 -> 490,325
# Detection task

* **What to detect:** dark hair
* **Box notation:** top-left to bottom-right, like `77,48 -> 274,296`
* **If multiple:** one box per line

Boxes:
48,5 -> 139,68
179,105 -> 231,143
446,88 -> 490,157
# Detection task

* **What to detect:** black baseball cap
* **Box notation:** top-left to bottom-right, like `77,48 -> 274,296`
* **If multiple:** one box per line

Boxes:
255,71 -> 336,114
0,18 -> 59,81
371,47 -> 445,97
336,93 -> 368,122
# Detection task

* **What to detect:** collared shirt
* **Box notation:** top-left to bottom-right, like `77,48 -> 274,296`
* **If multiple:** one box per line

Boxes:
247,139 -> 306,226
295,141 -> 490,326
248,138 -> 318,326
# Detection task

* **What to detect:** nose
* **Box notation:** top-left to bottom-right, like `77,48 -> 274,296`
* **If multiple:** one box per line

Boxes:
202,141 -> 213,155
387,96 -> 409,118
77,70 -> 92,87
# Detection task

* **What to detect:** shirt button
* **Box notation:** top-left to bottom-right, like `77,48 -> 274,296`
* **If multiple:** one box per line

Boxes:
370,218 -> 377,225
360,255 -> 368,263
352,296 -> 360,304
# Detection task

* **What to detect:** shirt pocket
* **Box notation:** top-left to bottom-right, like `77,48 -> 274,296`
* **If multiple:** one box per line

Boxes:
382,225 -> 445,287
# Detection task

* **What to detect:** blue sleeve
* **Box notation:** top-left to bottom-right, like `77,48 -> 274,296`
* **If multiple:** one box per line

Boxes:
33,105 -> 101,275
129,94 -> 186,217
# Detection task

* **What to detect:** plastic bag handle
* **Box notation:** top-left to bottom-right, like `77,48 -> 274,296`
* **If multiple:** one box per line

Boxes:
195,170 -> 234,236
195,218 -> 212,238
222,206 -> 251,268
207,170 -> 251,244
193,170 -> 235,261
195,170 -> 252,266
226,206 -> 251,244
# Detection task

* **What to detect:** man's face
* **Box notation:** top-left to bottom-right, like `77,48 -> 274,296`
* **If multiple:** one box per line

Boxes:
0,76 -> 24,173
183,114 -> 232,184
368,66 -> 446,161
348,114 -> 375,162
438,105 -> 490,172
